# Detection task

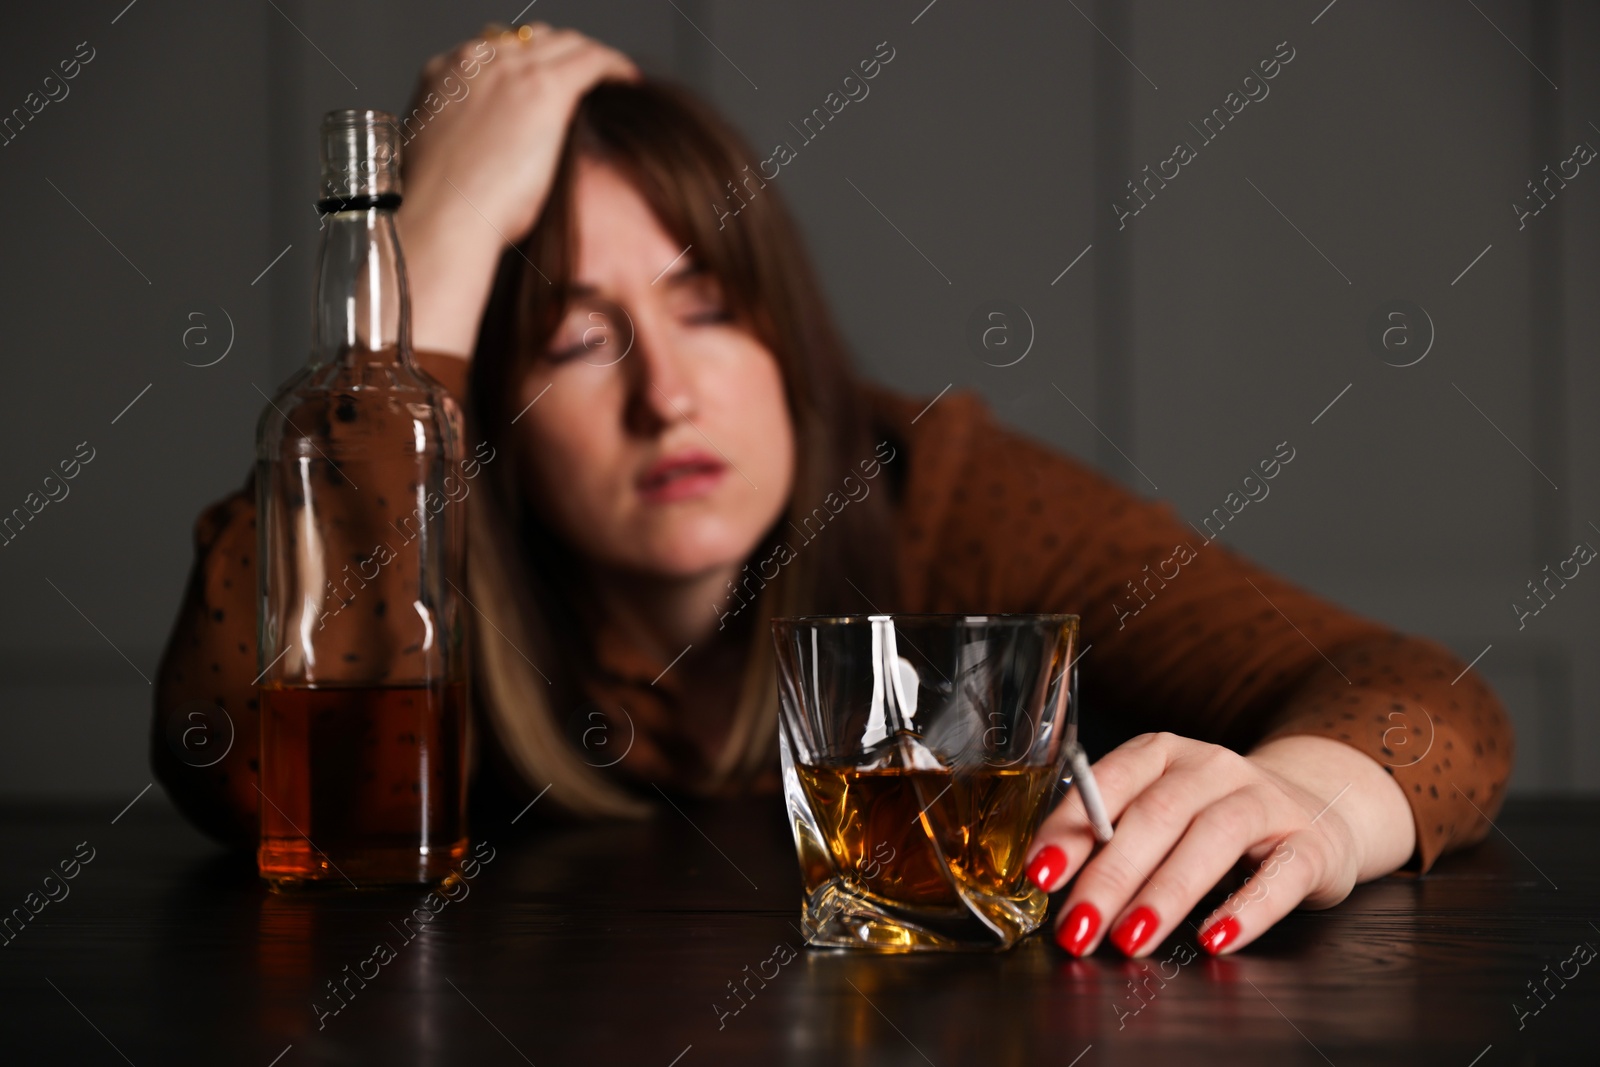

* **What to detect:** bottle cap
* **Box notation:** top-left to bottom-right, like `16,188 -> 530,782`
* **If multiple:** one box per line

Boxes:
319,108 -> 402,213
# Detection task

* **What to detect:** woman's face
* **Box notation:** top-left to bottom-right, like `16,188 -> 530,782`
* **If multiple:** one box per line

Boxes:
514,157 -> 796,582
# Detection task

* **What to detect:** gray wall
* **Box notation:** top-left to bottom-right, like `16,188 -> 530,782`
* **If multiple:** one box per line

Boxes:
0,0 -> 1592,801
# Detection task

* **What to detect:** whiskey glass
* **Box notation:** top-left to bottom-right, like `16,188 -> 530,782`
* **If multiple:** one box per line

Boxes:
772,614 -> 1080,951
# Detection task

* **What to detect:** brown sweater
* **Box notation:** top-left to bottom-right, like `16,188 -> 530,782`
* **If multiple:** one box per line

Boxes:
153,350 -> 1512,874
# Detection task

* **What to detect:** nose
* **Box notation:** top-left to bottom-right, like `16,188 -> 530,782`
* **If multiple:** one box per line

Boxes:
623,306 -> 696,435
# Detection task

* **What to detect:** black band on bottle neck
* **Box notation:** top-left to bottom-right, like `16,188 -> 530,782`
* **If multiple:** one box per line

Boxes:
317,192 -> 403,215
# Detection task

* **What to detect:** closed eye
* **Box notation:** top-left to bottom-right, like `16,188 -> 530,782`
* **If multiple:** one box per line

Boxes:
544,307 -> 626,364
684,307 -> 734,325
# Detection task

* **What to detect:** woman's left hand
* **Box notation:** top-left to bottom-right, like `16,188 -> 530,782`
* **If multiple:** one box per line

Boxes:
1022,731 -> 1417,957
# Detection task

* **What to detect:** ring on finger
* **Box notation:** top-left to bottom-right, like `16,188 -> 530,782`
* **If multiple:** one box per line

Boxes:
511,22 -> 553,43
481,21 -> 547,43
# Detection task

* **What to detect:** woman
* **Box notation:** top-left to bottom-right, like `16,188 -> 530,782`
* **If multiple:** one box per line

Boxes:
152,23 -> 1512,960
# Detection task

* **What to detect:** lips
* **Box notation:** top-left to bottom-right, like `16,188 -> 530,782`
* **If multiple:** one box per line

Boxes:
636,449 -> 727,503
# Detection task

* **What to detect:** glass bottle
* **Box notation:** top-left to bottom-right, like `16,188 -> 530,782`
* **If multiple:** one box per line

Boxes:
255,109 -> 469,888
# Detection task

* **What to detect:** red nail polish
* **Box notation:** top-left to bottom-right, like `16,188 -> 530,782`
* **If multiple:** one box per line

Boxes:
1055,901 -> 1101,957
1109,905 -> 1159,956
1198,915 -> 1240,955
1025,845 -> 1068,891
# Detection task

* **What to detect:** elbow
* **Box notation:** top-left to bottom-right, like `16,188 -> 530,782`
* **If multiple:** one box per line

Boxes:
149,682 -> 259,852
149,731 -> 258,853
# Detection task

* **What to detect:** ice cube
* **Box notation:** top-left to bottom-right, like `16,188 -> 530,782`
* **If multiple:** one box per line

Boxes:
898,732 -> 948,771
893,655 -> 919,722
854,732 -> 949,772
861,651 -> 921,749
854,737 -> 900,771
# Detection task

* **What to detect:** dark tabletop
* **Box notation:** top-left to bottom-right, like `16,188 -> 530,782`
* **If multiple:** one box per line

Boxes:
0,793 -> 1594,1065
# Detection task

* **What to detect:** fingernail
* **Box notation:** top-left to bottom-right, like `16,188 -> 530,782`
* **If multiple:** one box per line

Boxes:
1055,901 -> 1101,957
1025,845 -> 1068,891
1109,905 -> 1159,957
1198,915 -> 1240,955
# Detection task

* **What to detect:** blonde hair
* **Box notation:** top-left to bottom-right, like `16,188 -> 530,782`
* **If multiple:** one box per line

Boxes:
466,475 -> 797,816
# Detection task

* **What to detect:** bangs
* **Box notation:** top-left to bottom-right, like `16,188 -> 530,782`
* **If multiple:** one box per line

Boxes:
511,81 -> 776,364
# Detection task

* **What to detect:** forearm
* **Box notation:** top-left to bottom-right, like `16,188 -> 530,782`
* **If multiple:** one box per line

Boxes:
1254,633 -> 1514,874
150,475 -> 263,848
395,197 -> 504,357
149,704 -> 257,850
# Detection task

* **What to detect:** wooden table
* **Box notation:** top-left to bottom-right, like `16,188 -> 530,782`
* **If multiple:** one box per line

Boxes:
0,795 -> 1593,1064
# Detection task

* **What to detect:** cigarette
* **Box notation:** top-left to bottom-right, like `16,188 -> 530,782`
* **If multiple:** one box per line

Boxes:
1067,741 -> 1114,842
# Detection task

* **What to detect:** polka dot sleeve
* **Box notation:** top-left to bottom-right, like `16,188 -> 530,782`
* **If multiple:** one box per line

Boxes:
151,467 -> 262,848
872,385 -> 1514,876
150,349 -> 470,847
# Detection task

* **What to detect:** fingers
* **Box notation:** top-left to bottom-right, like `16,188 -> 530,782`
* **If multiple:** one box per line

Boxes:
489,25 -> 617,70
1023,733 -> 1194,894
475,34 -> 640,113
578,44 -> 644,84
1056,794 -> 1354,960
538,35 -> 642,85
1194,826 -> 1335,955
1028,734 -> 1365,960
523,28 -> 590,64
1067,789 -> 1272,959
445,24 -> 636,88
1047,760 -> 1257,957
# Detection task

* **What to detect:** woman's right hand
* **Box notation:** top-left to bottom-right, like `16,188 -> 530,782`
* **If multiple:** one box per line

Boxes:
395,24 -> 640,356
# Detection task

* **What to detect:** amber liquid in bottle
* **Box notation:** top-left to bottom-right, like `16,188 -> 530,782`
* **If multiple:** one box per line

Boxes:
255,110 -> 469,888
794,762 -> 1055,907
257,682 -> 466,884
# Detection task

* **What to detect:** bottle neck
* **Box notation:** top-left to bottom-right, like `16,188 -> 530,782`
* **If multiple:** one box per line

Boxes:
311,205 -> 412,368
